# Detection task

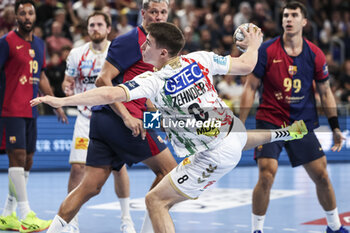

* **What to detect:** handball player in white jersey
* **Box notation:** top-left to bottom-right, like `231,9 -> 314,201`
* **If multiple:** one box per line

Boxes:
62,11 -> 135,233
32,22 -> 308,233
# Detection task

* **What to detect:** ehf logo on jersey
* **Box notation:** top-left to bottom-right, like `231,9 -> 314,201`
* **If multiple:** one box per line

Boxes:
213,54 -> 227,66
143,111 -> 161,129
288,65 -> 297,75
164,62 -> 204,95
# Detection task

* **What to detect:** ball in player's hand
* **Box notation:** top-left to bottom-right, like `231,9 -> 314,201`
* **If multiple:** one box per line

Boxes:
233,23 -> 261,53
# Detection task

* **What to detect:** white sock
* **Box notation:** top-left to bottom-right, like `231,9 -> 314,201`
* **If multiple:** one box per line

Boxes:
24,171 -> 29,184
252,213 -> 265,232
325,208 -> 342,231
140,211 -> 154,233
69,215 -> 79,228
47,215 -> 67,233
2,194 -> 17,216
18,201 -> 31,220
119,197 -> 131,219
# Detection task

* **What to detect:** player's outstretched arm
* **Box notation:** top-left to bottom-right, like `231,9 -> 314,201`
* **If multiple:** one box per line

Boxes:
243,120 -> 308,151
30,86 -> 127,108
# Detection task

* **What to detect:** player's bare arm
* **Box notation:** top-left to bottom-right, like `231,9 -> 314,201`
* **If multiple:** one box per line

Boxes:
39,71 -> 68,123
229,24 -> 263,75
95,60 -> 145,138
31,86 -> 127,109
239,73 -> 260,123
316,80 -> 345,152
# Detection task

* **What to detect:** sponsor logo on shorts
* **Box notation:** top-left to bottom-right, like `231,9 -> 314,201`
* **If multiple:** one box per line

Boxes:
75,137 -> 89,150
9,136 -> 16,144
197,164 -> 217,184
182,157 -> 191,166
157,135 -> 164,143
257,145 -> 263,151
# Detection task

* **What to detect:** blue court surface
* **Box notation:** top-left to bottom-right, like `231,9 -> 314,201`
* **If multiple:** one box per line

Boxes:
0,163 -> 349,233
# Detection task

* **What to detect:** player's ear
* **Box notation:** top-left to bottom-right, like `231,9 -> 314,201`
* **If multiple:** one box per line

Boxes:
302,18 -> 307,27
160,48 -> 168,57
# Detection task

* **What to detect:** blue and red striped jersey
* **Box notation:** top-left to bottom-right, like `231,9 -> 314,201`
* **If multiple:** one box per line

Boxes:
253,36 -> 329,130
94,26 -> 152,119
0,31 -> 46,118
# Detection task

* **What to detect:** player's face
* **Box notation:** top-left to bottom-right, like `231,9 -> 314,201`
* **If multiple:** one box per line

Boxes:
282,8 -> 306,36
88,15 -> 111,43
16,3 -> 36,33
142,1 -> 169,26
141,34 -> 162,66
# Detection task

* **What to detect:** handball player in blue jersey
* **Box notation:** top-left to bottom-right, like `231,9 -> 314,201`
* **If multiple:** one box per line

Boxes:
0,0 -> 67,232
239,2 -> 347,233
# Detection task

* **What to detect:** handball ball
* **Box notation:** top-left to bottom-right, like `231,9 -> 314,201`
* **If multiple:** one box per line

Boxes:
233,23 -> 261,53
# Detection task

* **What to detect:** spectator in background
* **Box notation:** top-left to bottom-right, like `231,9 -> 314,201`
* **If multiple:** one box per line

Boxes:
339,60 -> 350,103
220,14 -> 234,55
116,13 -> 133,36
182,26 -> 199,54
176,0 -> 195,30
0,5 -> 16,34
233,1 -> 252,29
36,0 -> 58,28
214,2 -> 229,26
46,51 -> 66,98
44,8 -> 72,40
46,21 -> 73,57
72,0 -> 94,22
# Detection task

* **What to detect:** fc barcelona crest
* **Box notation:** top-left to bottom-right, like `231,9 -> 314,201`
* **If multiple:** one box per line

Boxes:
29,49 -> 35,58
9,136 -> 16,144
288,65 -> 297,75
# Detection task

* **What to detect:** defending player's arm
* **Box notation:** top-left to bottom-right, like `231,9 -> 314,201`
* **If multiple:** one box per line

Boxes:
239,73 -> 260,123
316,80 -> 345,152
95,60 -> 145,137
39,71 -> 68,123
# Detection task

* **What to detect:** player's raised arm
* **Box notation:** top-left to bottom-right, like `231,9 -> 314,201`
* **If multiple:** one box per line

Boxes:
228,24 -> 263,75
30,86 -> 127,108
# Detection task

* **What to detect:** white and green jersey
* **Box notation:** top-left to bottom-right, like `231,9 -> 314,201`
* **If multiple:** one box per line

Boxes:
120,51 -> 234,157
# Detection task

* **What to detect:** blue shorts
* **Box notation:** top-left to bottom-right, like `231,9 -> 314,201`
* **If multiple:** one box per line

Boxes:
0,117 -> 37,152
86,108 -> 167,171
254,120 -> 324,167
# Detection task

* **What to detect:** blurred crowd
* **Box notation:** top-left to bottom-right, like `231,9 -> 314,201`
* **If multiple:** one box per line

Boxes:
0,0 -> 349,114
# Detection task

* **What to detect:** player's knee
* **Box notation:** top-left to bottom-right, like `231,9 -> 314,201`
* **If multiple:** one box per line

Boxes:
259,170 -> 275,189
313,171 -> 331,187
8,150 -> 27,167
70,164 -> 85,178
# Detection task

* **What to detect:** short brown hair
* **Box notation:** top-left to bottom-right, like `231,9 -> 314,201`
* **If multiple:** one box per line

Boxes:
282,1 -> 307,18
87,11 -> 111,28
147,22 -> 185,57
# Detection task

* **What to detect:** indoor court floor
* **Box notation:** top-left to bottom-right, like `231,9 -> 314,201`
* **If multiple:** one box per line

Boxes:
0,163 -> 349,233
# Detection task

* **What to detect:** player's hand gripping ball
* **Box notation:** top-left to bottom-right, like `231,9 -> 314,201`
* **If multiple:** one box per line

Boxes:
233,23 -> 262,53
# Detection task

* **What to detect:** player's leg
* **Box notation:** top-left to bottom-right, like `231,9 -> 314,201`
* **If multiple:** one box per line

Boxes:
287,131 -> 348,233
145,175 -> 187,233
63,114 -> 90,233
251,158 -> 278,233
48,165 -> 112,233
140,147 -> 178,233
247,120 -> 286,233
112,166 -> 136,233
303,157 -> 348,232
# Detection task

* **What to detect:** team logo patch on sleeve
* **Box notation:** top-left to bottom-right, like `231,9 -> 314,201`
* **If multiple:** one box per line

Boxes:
323,64 -> 329,76
123,80 -> 140,91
